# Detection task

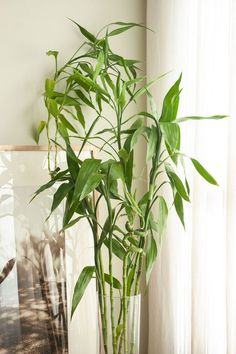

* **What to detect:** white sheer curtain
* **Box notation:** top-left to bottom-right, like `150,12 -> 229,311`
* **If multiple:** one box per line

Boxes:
147,0 -> 236,353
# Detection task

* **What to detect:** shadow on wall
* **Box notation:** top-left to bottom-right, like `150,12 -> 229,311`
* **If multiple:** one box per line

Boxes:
0,232 -> 68,354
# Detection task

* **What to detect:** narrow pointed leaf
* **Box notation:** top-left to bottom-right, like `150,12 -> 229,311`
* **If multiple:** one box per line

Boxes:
156,196 -> 168,236
75,105 -> 85,128
160,74 -> 182,122
74,159 -> 101,197
70,72 -> 109,97
35,120 -> 46,144
147,126 -> 158,160
71,266 -> 95,319
45,78 -> 55,98
51,182 -> 73,213
160,122 -> 180,151
104,273 -> 122,289
191,158 -> 218,185
177,115 -> 227,123
166,169 -> 190,202
75,89 -> 95,109
174,193 -> 185,228
70,20 -> 96,43
146,235 -> 157,283
59,114 -> 77,133
80,173 -> 103,201
93,51 -> 104,81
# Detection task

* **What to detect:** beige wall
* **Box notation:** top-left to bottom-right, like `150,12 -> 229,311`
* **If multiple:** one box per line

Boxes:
0,0 -> 146,145
0,0 -> 148,353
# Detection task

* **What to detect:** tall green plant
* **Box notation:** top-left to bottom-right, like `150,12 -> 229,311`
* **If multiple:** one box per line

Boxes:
33,21 -> 226,354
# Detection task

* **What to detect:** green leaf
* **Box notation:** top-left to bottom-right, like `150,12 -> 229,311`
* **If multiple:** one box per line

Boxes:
70,71 -> 109,97
62,215 -> 86,230
97,210 -> 115,249
177,115 -> 227,123
69,20 -> 96,43
104,273 -> 122,289
47,98 -> 59,118
174,193 -> 185,228
74,158 -> 101,198
66,144 -> 80,181
130,126 -> 146,150
125,150 -> 134,192
191,158 -> 218,185
156,196 -> 168,236
35,120 -> 46,144
118,82 -> 126,110
160,122 -> 180,151
108,25 -> 136,37
45,78 -> 55,98
147,126 -> 158,161
59,114 -> 77,133
71,266 -> 95,319
79,62 -> 93,76
131,79 -> 156,101
146,235 -> 157,283
31,169 -> 69,202
103,73 -> 116,96
100,160 -> 124,181
108,22 -> 148,37
46,50 -> 59,58
126,77 -> 145,87
75,105 -> 85,128
104,238 -> 126,261
80,173 -> 104,201
58,121 -> 69,140
75,89 -> 94,109
118,148 -> 129,163
51,182 -> 73,214
93,51 -> 104,81
160,74 -> 182,122
166,168 -> 190,202
125,190 -> 143,217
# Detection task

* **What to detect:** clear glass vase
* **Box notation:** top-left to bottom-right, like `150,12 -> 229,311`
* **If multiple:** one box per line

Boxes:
99,294 -> 141,354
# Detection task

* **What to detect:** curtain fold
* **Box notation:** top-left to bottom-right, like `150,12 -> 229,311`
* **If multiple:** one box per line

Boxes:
147,1 -> 236,353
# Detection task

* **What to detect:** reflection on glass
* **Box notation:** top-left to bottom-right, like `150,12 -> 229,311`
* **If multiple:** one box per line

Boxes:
0,150 -> 97,354
0,186 -> 68,354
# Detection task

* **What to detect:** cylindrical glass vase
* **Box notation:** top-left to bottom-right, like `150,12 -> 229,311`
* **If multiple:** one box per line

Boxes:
99,294 -> 141,354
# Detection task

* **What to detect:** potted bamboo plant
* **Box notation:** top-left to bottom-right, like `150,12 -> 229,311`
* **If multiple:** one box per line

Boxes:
33,21 -> 226,354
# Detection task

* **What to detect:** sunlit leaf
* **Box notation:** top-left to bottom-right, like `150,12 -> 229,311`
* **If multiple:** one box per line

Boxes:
45,78 -> 55,98
160,74 -> 182,122
146,235 -> 157,283
166,167 -> 190,202
177,115 -> 227,123
156,196 -> 168,236
34,120 -> 46,144
174,192 -> 185,228
147,126 -> 158,161
191,158 -> 218,185
93,51 -> 104,81
71,266 -> 95,319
